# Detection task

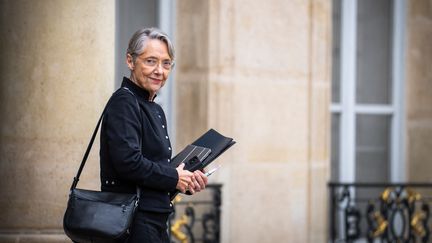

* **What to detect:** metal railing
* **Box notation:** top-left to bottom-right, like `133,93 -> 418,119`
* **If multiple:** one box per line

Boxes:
169,184 -> 222,243
328,182 -> 432,243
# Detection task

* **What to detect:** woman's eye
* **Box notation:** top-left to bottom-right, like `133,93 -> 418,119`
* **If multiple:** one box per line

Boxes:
145,59 -> 157,65
162,61 -> 172,67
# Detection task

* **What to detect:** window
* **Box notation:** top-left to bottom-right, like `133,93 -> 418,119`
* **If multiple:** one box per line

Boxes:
331,0 -> 406,183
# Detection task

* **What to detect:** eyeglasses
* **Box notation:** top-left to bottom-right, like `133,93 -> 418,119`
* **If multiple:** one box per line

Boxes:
138,57 -> 174,70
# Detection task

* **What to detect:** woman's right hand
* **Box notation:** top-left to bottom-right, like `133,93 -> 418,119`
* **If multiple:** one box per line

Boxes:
175,163 -> 194,193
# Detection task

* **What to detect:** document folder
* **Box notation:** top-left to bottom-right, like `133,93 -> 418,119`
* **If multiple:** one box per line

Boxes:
171,129 -> 235,171
170,128 -> 235,200
170,144 -> 212,168
190,128 -> 235,168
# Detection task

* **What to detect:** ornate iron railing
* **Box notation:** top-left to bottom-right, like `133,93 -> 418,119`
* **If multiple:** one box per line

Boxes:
169,184 -> 222,243
328,182 -> 432,243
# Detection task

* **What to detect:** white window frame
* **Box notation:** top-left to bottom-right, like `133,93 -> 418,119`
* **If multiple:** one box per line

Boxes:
331,0 -> 406,183
158,0 -> 177,147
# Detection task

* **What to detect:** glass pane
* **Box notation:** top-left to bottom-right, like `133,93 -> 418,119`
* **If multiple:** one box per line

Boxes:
331,0 -> 341,103
355,114 -> 390,182
356,0 -> 393,104
331,113 -> 340,181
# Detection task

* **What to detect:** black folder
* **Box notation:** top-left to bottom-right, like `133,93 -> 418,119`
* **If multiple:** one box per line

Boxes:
190,128 -> 235,168
169,128 -> 235,200
170,144 -> 212,169
170,128 -> 235,172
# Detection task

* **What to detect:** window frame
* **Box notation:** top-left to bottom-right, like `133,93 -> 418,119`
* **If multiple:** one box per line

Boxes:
331,0 -> 406,183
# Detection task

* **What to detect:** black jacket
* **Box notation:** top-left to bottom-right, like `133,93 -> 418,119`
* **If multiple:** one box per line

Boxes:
100,77 -> 178,213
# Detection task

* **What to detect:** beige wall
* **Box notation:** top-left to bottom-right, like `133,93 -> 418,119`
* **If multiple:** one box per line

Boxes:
175,1 -> 332,242
10,0 -> 432,242
406,0 -> 432,182
0,0 -> 115,242
2,0 -> 431,242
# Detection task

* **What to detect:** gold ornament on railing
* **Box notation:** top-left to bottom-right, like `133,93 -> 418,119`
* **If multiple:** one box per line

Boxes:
171,215 -> 190,243
371,211 -> 388,238
406,188 -> 422,204
381,187 -> 393,203
411,211 -> 426,237
172,195 -> 183,204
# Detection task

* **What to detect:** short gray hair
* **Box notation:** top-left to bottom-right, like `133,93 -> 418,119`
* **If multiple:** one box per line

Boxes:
127,27 -> 175,63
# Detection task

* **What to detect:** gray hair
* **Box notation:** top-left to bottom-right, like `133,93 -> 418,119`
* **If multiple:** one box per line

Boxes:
127,27 -> 175,63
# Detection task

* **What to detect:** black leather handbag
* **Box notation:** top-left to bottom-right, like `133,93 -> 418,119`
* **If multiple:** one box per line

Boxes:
63,98 -> 140,243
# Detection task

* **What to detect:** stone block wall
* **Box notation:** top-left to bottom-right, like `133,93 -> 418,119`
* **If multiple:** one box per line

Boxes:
175,1 -> 332,242
406,0 -> 432,181
0,0 -> 115,241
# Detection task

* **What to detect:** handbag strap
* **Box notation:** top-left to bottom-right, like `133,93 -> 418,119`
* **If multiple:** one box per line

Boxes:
70,108 -> 106,191
69,87 -> 141,198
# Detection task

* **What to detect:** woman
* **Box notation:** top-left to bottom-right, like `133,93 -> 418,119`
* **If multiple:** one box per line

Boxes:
100,27 -> 208,242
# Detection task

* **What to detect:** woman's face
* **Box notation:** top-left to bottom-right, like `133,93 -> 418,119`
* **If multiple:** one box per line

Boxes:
126,39 -> 172,100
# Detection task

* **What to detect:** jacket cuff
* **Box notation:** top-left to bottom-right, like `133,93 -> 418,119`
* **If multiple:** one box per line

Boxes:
164,167 -> 179,191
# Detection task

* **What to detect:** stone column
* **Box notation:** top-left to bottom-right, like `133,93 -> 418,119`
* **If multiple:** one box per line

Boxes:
0,0 -> 115,242
406,0 -> 432,181
175,0 -> 332,242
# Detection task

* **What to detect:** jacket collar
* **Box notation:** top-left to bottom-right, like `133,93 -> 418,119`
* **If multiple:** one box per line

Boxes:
121,77 -> 156,102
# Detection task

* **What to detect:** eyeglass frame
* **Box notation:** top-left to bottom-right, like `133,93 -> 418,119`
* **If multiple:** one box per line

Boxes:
136,56 -> 175,70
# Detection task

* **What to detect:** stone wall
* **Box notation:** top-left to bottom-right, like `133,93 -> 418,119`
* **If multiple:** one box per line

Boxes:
0,0 -> 115,242
175,1 -> 332,242
0,0 -> 430,242
406,0 -> 432,181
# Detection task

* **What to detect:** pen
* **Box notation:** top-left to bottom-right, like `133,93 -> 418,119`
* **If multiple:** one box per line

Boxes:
205,165 -> 221,177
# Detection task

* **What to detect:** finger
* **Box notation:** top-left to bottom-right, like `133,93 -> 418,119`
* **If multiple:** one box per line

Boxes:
194,180 -> 201,192
182,183 -> 189,193
194,173 -> 205,189
188,184 -> 195,194
189,178 -> 197,189
177,163 -> 185,170
183,178 -> 192,185
190,176 -> 201,191
195,171 -> 208,187
195,169 -> 206,178
180,186 -> 186,194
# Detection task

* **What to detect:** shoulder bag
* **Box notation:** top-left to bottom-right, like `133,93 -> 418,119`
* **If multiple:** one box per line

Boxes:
63,89 -> 140,243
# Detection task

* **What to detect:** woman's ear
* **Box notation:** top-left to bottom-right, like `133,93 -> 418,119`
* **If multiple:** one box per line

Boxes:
126,54 -> 134,70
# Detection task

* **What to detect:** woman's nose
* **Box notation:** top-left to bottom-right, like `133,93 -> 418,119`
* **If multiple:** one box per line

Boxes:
153,63 -> 163,74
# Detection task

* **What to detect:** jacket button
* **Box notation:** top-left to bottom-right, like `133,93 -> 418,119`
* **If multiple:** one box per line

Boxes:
105,180 -> 109,184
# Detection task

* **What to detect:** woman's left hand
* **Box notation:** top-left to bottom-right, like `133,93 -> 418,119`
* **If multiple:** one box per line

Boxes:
188,170 -> 208,194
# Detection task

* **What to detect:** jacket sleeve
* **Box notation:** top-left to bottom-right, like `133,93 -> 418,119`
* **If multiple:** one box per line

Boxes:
104,92 -> 178,191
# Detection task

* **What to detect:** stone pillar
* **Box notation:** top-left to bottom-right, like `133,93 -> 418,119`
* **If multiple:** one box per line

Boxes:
406,0 -> 432,181
175,1 -> 332,242
0,0 -> 115,242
